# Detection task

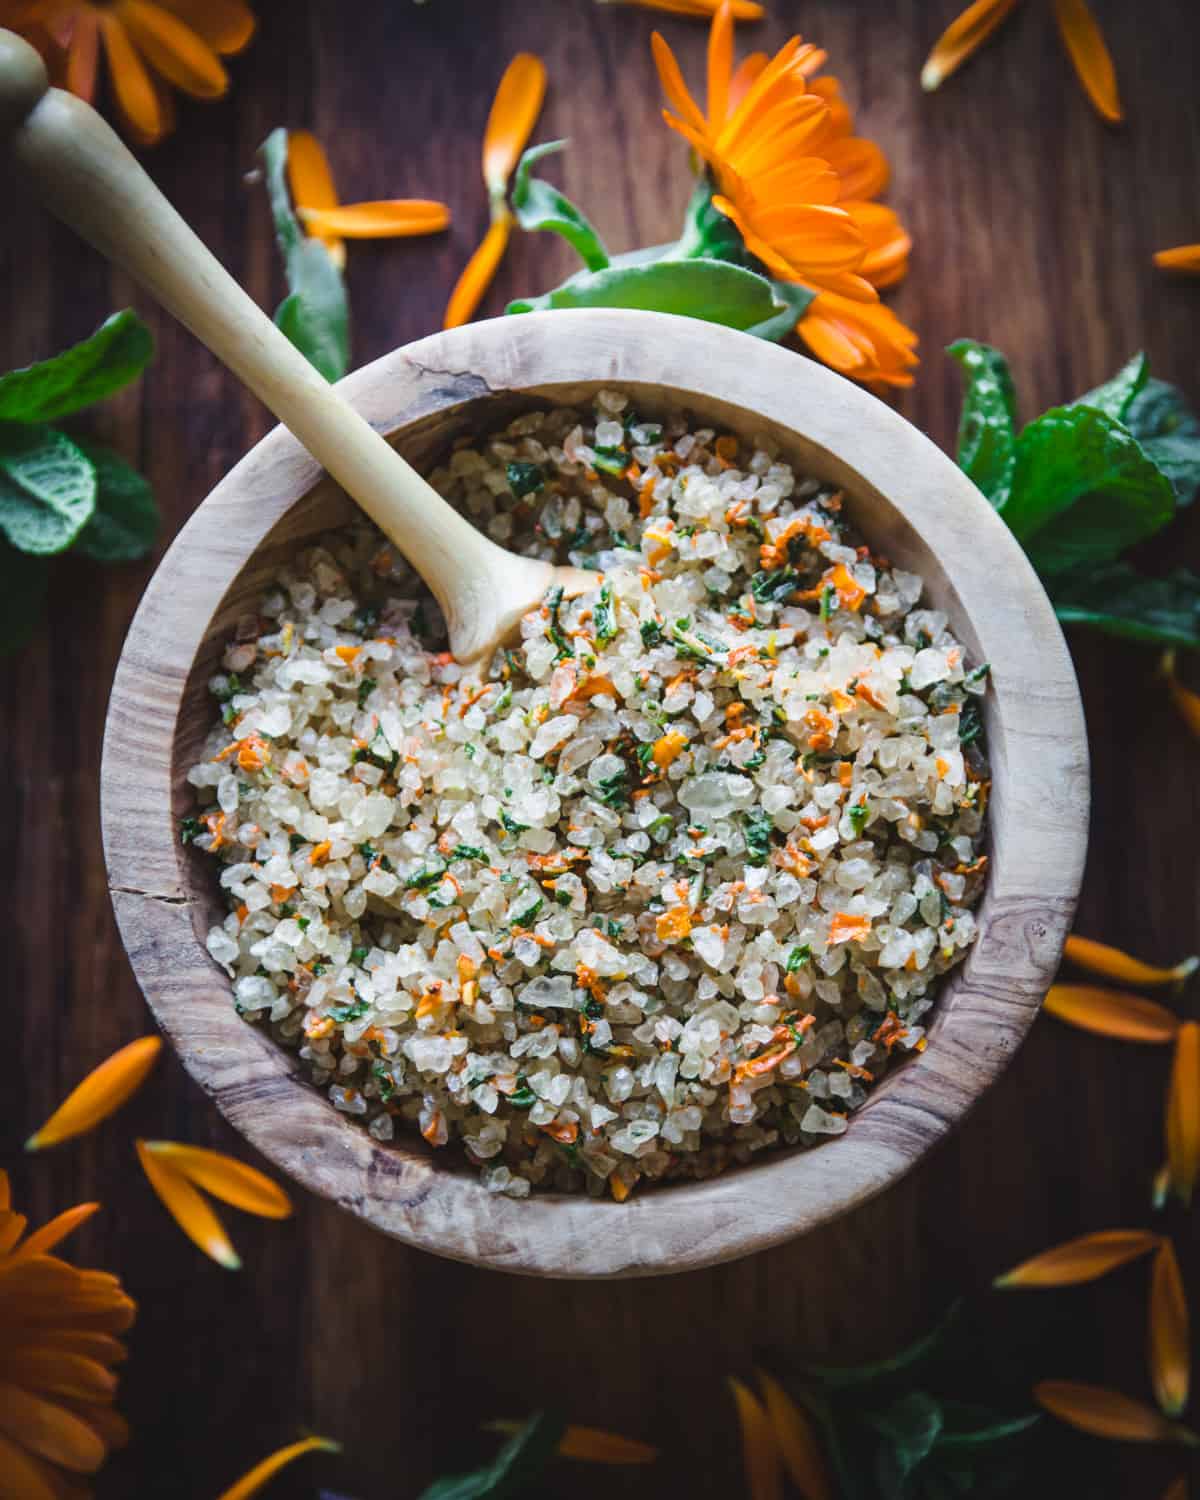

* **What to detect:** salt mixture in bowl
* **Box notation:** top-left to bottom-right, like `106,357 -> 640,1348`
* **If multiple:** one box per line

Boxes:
188,392 -> 990,1202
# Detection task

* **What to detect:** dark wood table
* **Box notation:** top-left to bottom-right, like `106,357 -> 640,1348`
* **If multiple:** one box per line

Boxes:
4,2 -> 1198,1496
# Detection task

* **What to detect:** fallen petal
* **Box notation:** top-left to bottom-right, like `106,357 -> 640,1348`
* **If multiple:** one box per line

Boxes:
136,1140 -> 241,1270
1150,1240 -> 1190,1418
141,1142 -> 291,1219
995,1229 -> 1161,1288
1043,986 -> 1179,1044
216,1436 -> 341,1500
1064,935 -> 1199,989
1035,1381 -> 1197,1444
26,1038 -> 162,1151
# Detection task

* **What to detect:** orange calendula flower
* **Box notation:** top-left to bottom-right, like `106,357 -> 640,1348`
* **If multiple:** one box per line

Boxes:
1161,650 -> 1200,740
444,53 -> 546,329
1150,1239 -> 1190,1419
1034,1381 -> 1198,1445
596,0 -> 765,17
994,1229 -> 1161,1289
652,2 -> 918,388
0,1171 -> 134,1495
1043,985 -> 1180,1045
285,132 -> 449,274
216,1436 -> 341,1500
757,1370 -> 834,1500
1166,1022 -> 1200,1207
729,1376 -> 784,1500
921,0 -> 1122,124
1155,246 -> 1200,275
12,0 -> 257,146
135,1138 -> 292,1270
1064,934 -> 1199,989
26,1035 -> 162,1151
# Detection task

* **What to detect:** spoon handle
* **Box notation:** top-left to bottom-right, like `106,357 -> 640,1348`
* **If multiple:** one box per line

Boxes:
0,30 -> 522,658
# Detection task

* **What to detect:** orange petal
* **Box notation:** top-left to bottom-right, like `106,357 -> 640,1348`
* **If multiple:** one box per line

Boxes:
0,1170 -> 9,1212
1065,935 -> 1199,989
994,1229 -> 1161,1288
26,1037 -> 162,1151
1167,1024 -> 1200,1206
482,53 -> 546,196
216,1436 -> 341,1500
1162,1478 -> 1188,1500
1034,1381 -> 1197,1444
154,0 -> 256,53
113,0 -> 228,99
1043,985 -> 1180,1044
706,0 -> 734,130
0,1384 -> 105,1475
1161,651 -> 1200,739
797,288 -> 919,389
136,1139 -> 241,1269
757,1370 -> 833,1500
299,201 -> 451,238
1052,0 -> 1122,123
824,137 -> 890,202
141,1142 -> 292,1219
0,1433 -> 59,1500
2,1332 -> 127,1368
65,8 -> 100,101
729,1377 -> 783,1500
728,51 -> 768,112
556,1425 -> 658,1463
58,1400 -> 131,1452
609,0 -> 763,16
1155,246 -> 1200,275
920,0 -> 1021,92
16,1350 -> 118,1404
443,214 -> 512,330
9,1203 -> 100,1264
0,1213 -> 27,1255
286,130 -> 344,270
651,31 -> 709,140
98,12 -> 169,145
1150,1240 -> 1190,1419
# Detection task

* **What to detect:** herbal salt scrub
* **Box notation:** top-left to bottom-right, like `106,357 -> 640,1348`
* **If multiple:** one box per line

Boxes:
188,393 -> 990,1202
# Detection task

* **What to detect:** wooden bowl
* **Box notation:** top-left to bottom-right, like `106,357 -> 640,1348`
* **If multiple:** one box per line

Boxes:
101,310 -> 1089,1278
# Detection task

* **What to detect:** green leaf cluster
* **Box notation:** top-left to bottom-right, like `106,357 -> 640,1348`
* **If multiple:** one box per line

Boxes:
0,311 -> 158,654
418,1411 -> 565,1500
950,343 -> 1200,647
260,129 -> 350,383
506,144 -> 814,339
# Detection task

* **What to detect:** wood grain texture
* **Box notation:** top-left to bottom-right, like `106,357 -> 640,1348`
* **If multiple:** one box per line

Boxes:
100,310 -> 1089,1276
2,1 -> 1197,1495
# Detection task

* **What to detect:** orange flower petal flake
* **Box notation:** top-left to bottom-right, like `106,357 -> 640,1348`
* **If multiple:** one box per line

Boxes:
920,0 -> 1021,92
1042,985 -> 1180,1045
444,213 -> 513,330
757,1370 -> 834,1500
1155,246 -> 1200,275
0,1382 -> 106,1475
9,1202 -> 101,1264
729,1376 -> 783,1500
557,1425 -> 659,1463
299,201 -> 451,239
1161,650 -> 1200,740
482,53 -> 547,197
113,0 -> 229,100
98,11 -> 170,145
286,130 -> 344,270
1064,935 -> 1199,990
1150,1240 -> 1190,1419
216,1436 -> 341,1500
156,0 -> 257,54
135,1139 -> 241,1270
1034,1381 -> 1198,1445
140,1142 -> 292,1219
26,1037 -> 162,1151
1167,1022 -> 1200,1206
994,1229 -> 1160,1289
1052,0 -> 1122,123
828,911 -> 871,945
656,905 -> 693,943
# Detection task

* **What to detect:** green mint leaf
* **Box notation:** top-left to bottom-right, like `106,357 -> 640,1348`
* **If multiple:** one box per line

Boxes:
1072,350 -> 1148,422
798,1300 -> 964,1389
865,1392 -> 944,1481
507,258 -> 795,333
0,539 -> 49,655
0,310 -> 153,425
743,809 -> 774,865
947,341 -> 1017,509
73,440 -> 158,563
1049,561 -> 1200,648
745,278 -> 817,341
1122,376 -> 1200,507
672,180 -> 753,265
511,140 -> 609,272
933,1409 -> 1040,1452
1007,405 -> 1175,576
417,1411 -> 566,1500
505,460 -> 544,498
260,128 -> 350,383
0,423 -> 96,555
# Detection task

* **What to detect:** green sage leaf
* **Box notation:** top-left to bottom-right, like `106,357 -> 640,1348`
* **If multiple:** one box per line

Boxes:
947,340 -> 1017,508
508,257 -> 794,333
745,278 -> 816,341
1049,561 -> 1200,647
1007,405 -> 1175,575
1072,351 -> 1148,422
797,1301 -> 965,1390
0,539 -> 49,654
672,180 -> 753,266
0,423 -> 96,555
1122,376 -> 1200,507
418,1411 -> 565,1500
0,310 -> 153,425
260,128 -> 350,383
73,440 -> 159,563
511,141 -> 609,271
866,1392 -> 945,1481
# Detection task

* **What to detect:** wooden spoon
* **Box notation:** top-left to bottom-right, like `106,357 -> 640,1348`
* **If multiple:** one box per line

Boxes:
0,29 -> 591,663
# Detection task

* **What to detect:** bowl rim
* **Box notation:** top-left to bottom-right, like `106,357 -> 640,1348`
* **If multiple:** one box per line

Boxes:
101,309 -> 1089,1278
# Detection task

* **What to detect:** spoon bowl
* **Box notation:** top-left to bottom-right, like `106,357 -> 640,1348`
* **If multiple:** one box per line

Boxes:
101,309 -> 1089,1277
